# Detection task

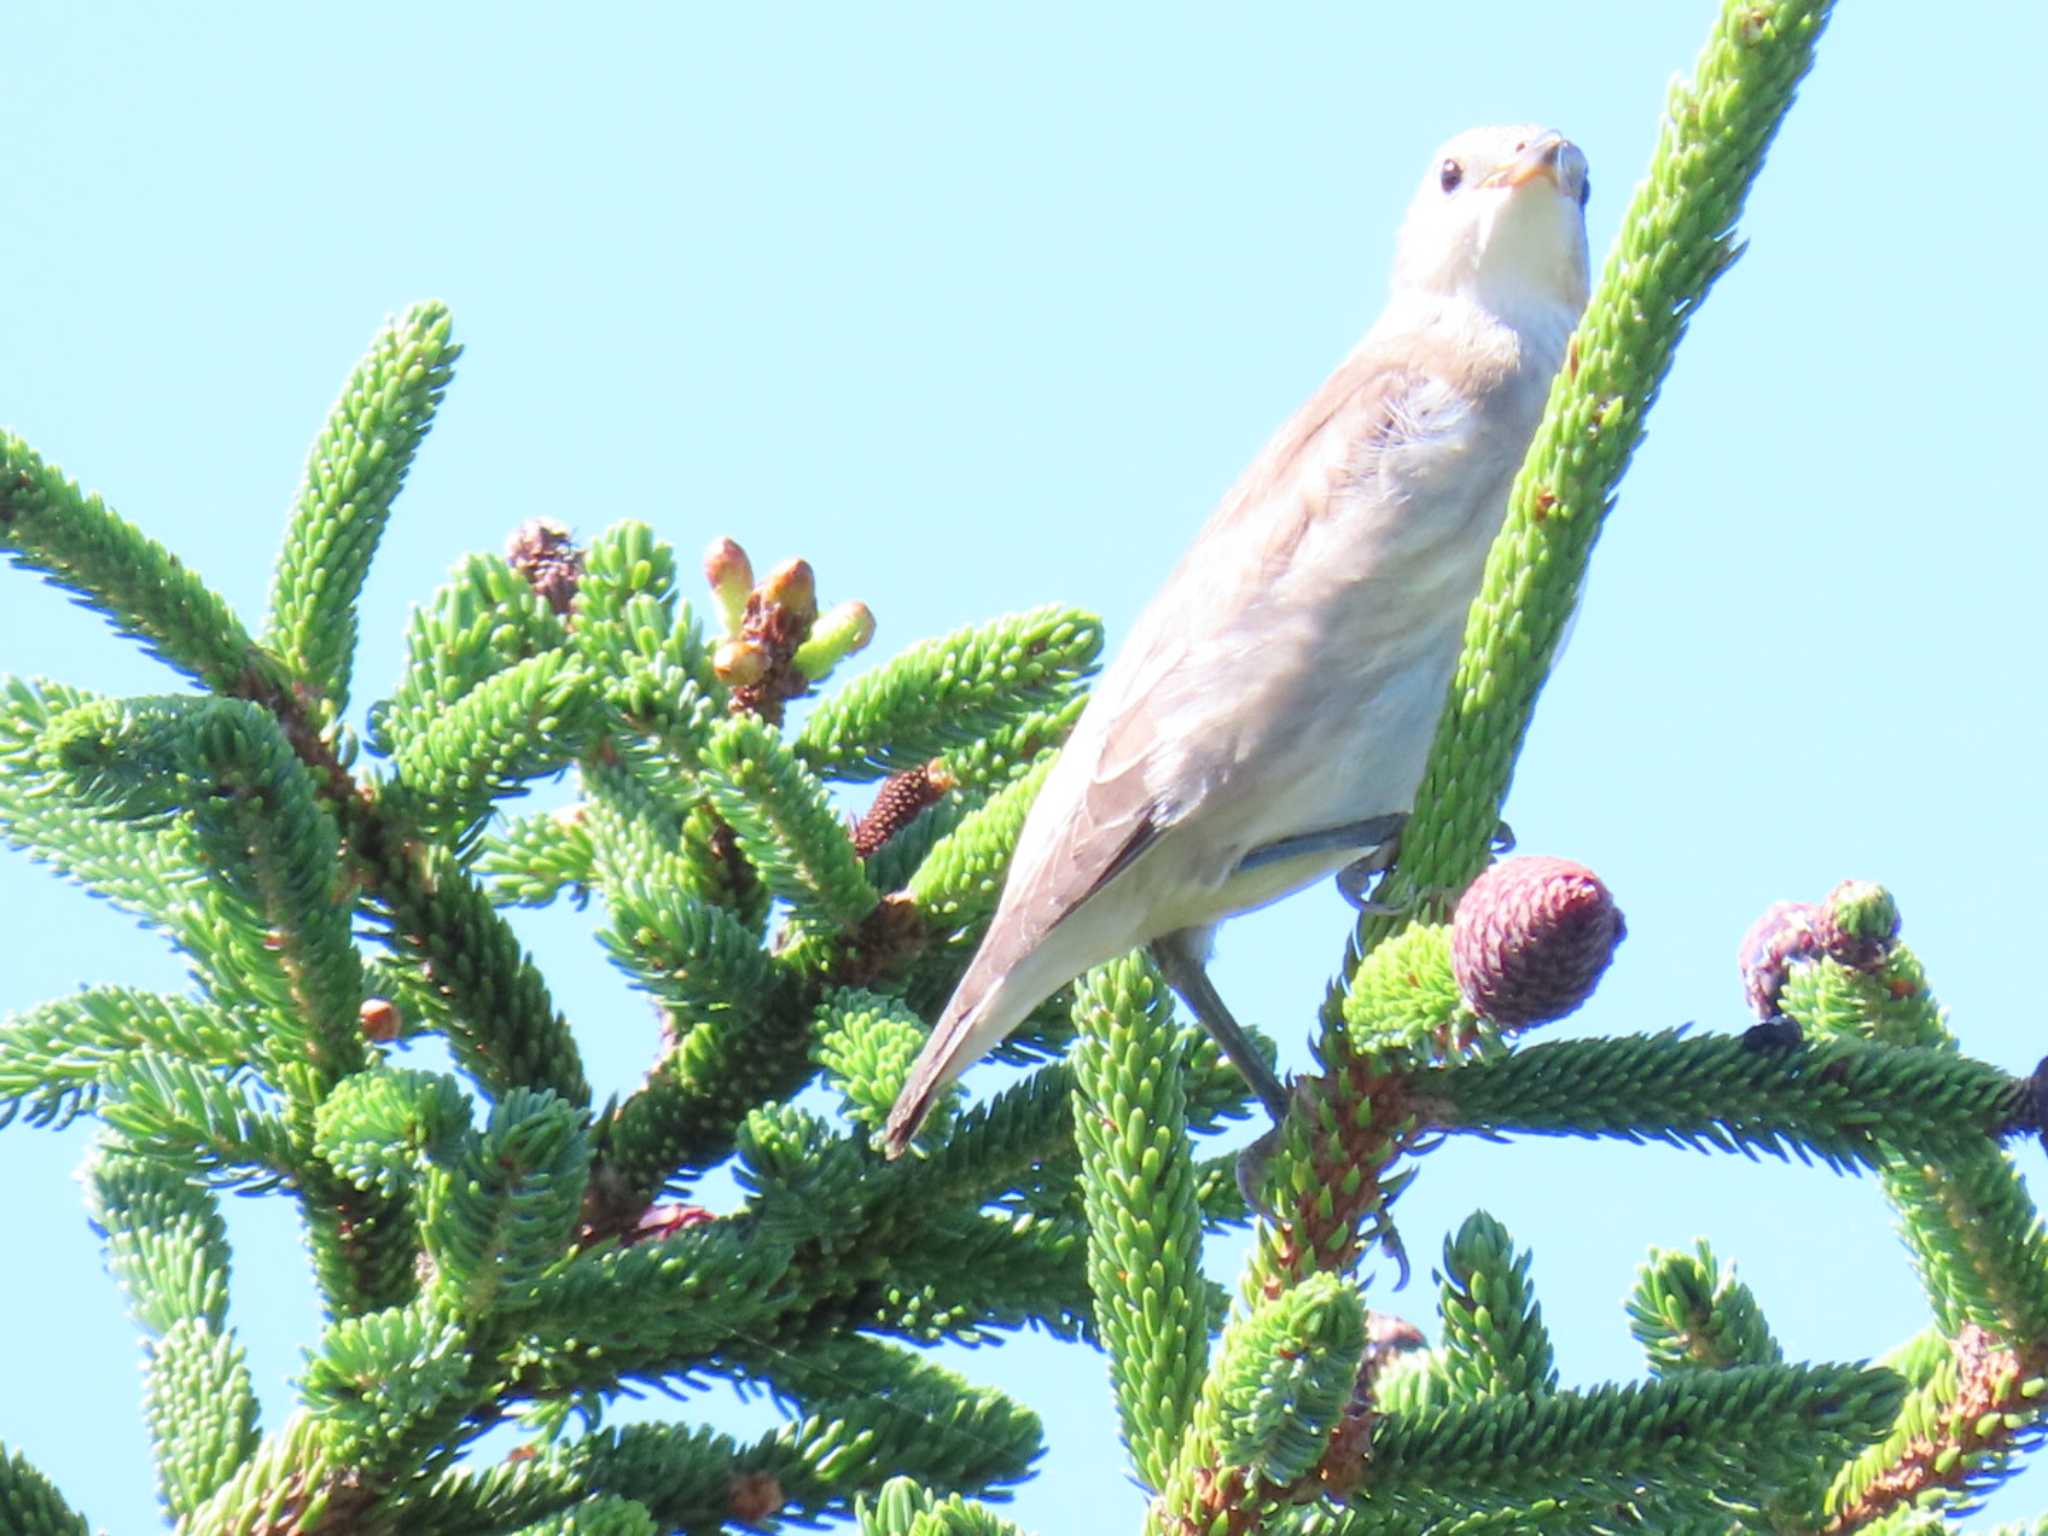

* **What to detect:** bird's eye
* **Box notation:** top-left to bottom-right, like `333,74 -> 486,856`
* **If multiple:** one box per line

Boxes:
1439,159 -> 1463,194
1578,174 -> 1591,209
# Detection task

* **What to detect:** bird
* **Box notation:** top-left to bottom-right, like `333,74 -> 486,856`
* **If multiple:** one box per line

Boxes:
883,125 -> 1592,1158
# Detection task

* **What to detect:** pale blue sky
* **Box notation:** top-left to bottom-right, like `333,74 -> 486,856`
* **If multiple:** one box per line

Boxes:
5,4 -> 2046,1530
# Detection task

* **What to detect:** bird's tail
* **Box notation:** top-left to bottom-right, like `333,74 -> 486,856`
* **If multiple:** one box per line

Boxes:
881,956 -> 1035,1158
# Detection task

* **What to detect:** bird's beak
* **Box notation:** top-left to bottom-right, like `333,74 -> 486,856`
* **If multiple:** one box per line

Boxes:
1480,132 -> 1570,192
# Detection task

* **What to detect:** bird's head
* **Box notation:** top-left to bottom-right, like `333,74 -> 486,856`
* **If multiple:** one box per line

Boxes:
1390,125 -> 1591,322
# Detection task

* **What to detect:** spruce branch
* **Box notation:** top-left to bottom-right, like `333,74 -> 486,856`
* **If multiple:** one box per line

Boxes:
476,805 -> 597,908
1827,1323 -> 2048,1532
795,606 -> 1103,782
145,1316 -> 262,1517
96,1048 -> 300,1186
858,1478 -> 1033,1535
1435,1212 -> 1556,1402
722,1335 -> 1043,1515
419,1087 -> 589,1318
1789,941 -> 2048,1349
86,1145 -> 262,1517
38,693 -> 366,1093
0,435 -> 266,693
1628,1242 -> 1782,1376
0,1446 -> 92,1536
264,301 -> 461,722
0,677 -> 212,934
1411,1029 -> 2028,1173
1347,1363 -> 1905,1523
700,714 -> 880,940
1068,955 -> 1209,1489
387,648 -> 598,846
574,520 -> 721,701
349,805 -> 593,1108
0,987 -> 258,1131
1207,1273 -> 1369,1490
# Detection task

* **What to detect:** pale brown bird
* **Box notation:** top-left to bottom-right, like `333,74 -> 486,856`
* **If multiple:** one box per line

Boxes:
885,126 -> 1592,1157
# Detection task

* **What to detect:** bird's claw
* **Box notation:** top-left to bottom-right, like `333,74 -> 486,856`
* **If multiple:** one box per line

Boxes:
1338,819 -> 1516,911
1337,859 -> 1407,913
1377,1220 -> 1412,1291
1235,1123 -> 1284,1223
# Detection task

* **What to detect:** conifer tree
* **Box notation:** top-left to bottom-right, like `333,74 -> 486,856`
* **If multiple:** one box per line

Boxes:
6,2 -> 2047,1532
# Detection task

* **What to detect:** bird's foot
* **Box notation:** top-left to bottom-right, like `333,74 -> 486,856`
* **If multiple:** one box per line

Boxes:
1337,818 -> 1516,912
1373,1216 -> 1413,1291
1235,1121 -> 1285,1223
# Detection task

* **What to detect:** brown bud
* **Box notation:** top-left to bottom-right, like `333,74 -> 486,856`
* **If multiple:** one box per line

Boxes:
727,1472 -> 783,1522
505,518 -> 582,615
703,536 -> 753,636
1452,856 -> 1625,1027
1736,900 -> 1823,1021
760,557 -> 818,624
359,997 -> 401,1042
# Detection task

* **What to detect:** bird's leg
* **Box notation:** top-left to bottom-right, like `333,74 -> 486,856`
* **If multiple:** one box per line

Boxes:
1151,930 -> 1296,1222
1148,930 -> 1292,1123
1234,812 -> 1409,876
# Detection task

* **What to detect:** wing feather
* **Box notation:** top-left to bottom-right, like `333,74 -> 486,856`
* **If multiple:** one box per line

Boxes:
884,325 -> 1513,1154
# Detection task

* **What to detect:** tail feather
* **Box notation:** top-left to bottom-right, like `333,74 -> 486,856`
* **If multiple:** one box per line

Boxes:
882,825 -> 1147,1156
881,940 -> 1053,1157
882,977 -> 1004,1158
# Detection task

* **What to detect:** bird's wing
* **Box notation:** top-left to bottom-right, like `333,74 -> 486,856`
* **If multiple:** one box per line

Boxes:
883,338 -> 1484,1156
973,345 -> 1449,964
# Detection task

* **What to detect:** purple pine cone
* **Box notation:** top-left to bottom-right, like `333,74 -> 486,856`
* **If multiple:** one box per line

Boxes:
1452,856 -> 1626,1027
1736,900 -> 1823,1021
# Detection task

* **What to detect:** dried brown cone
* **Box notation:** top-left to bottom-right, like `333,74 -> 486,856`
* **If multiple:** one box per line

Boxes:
504,517 -> 583,615
1452,856 -> 1625,1028
849,760 -> 956,858
1736,899 -> 1822,1021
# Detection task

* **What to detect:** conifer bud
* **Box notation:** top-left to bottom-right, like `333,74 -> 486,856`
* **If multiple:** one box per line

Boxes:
505,517 -> 582,615
1452,856 -> 1625,1027
1814,879 -> 1899,970
728,1472 -> 783,1522
713,638 -> 769,688
760,556 -> 818,624
703,536 -> 753,637
359,997 -> 400,1042
792,599 -> 876,680
1736,900 -> 1822,1021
